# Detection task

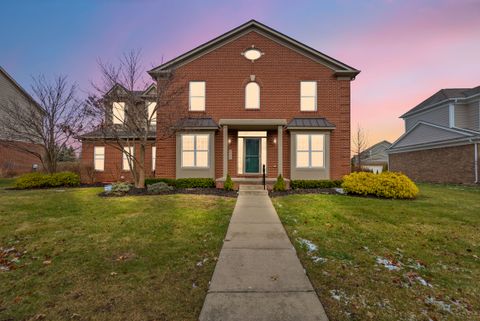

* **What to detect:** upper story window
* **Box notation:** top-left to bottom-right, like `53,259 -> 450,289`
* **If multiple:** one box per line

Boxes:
189,81 -> 206,111
147,101 -> 157,124
112,102 -> 125,124
152,146 -> 156,171
300,81 -> 317,111
245,82 -> 260,109
296,134 -> 324,168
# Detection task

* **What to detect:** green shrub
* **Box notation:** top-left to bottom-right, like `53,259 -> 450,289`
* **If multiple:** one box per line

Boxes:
15,172 -> 80,189
144,178 -> 215,188
145,178 -> 176,187
147,182 -> 174,194
273,174 -> 286,191
110,182 -> 132,194
341,171 -> 419,199
224,174 -> 234,191
290,179 -> 342,189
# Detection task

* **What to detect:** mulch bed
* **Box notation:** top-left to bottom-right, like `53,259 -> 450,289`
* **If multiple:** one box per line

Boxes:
99,187 -> 238,198
269,188 -> 341,197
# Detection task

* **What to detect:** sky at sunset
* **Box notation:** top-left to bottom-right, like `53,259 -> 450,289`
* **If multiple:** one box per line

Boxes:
1,0 -> 479,146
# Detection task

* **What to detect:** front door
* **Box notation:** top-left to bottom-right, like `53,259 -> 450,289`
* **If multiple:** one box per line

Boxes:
245,138 -> 260,173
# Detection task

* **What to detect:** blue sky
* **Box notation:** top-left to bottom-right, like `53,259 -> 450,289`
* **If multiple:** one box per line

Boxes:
2,0 -> 479,143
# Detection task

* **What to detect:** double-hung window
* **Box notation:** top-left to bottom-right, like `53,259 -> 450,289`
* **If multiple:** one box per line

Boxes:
152,146 -> 156,171
94,146 -> 105,171
181,134 -> 209,168
189,81 -> 206,111
296,134 -> 324,168
123,146 -> 134,171
112,102 -> 125,124
300,81 -> 317,111
147,101 -> 157,124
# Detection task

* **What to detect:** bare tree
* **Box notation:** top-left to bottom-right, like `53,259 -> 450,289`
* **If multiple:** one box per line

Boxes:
352,125 -> 369,171
0,75 -> 84,173
85,50 -> 186,188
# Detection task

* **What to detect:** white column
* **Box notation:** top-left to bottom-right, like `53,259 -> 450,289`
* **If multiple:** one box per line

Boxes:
223,125 -> 228,178
277,125 -> 283,176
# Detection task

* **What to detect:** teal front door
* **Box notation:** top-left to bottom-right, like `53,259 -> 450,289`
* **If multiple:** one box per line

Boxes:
245,138 -> 260,173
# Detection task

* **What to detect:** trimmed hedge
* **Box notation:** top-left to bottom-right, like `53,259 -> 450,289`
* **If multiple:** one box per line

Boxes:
290,179 -> 343,190
144,177 -> 215,188
342,171 -> 419,199
15,172 -> 80,189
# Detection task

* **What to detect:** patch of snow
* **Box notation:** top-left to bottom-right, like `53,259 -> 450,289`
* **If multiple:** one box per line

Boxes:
329,289 -> 349,303
376,257 -> 401,271
425,297 -> 451,313
297,238 -> 318,253
416,276 -> 432,287
311,256 -> 327,264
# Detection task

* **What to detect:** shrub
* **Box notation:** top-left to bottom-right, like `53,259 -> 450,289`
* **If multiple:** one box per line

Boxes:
341,171 -> 419,199
110,182 -> 132,194
290,179 -> 343,189
273,174 -> 286,191
15,172 -> 80,189
145,178 -> 176,187
147,182 -> 174,194
224,174 -> 234,191
145,178 -> 215,188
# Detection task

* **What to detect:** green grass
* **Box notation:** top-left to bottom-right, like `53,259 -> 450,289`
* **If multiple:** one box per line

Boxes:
272,184 -> 480,321
0,178 -> 15,188
0,187 -> 235,321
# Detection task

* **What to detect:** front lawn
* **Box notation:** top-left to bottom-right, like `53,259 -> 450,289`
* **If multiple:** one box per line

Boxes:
0,178 -> 15,188
273,184 -> 480,321
0,187 -> 235,320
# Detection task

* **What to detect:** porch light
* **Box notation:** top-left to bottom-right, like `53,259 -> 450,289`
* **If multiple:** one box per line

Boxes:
273,138 -> 277,144
228,138 -> 232,144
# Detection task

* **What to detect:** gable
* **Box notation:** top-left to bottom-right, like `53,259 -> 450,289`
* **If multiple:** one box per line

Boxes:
148,20 -> 359,79
391,123 -> 470,149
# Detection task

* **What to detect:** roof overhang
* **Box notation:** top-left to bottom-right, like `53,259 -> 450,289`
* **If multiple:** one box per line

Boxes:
219,118 -> 286,130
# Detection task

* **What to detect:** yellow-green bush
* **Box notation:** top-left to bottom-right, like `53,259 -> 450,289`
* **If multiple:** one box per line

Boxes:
15,172 -> 80,189
342,172 -> 418,199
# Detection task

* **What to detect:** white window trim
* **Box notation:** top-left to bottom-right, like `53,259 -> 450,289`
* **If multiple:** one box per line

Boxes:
300,81 -> 317,111
189,81 -> 206,111
123,146 -> 134,171
296,134 -> 325,168
152,146 -> 156,171
245,82 -> 260,109
93,146 -> 105,171
181,134 -> 210,168
112,102 -> 125,124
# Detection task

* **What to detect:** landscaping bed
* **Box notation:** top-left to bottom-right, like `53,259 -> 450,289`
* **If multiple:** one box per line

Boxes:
100,187 -> 238,198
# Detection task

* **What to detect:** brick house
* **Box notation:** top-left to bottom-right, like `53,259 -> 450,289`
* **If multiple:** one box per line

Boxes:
352,140 -> 391,173
81,20 -> 360,187
0,66 -> 44,176
388,86 -> 480,184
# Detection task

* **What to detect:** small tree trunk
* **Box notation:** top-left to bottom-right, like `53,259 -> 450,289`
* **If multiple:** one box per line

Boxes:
135,144 -> 146,188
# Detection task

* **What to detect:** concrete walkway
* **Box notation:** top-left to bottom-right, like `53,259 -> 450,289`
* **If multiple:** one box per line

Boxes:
199,185 -> 329,321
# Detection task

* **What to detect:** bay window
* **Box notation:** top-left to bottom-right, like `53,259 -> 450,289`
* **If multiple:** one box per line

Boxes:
181,134 -> 209,168
296,134 -> 324,168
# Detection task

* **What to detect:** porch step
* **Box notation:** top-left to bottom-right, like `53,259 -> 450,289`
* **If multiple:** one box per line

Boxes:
239,184 -> 266,191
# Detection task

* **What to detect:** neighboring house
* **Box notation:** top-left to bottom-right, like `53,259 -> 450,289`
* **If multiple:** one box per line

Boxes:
80,84 -> 157,183
388,86 -> 480,184
0,66 -> 43,176
352,140 -> 391,173
81,20 -> 360,187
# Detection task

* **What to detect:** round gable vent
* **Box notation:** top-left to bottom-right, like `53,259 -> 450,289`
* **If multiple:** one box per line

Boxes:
242,47 -> 263,62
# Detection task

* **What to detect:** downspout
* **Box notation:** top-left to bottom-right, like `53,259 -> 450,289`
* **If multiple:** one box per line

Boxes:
475,142 -> 478,184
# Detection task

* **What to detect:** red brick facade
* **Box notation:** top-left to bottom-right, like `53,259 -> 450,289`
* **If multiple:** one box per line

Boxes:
0,141 -> 43,176
80,141 -> 156,183
389,144 -> 479,184
80,24 -> 357,185
156,31 -> 353,181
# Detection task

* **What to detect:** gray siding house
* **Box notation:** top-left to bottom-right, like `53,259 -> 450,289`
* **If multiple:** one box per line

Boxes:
352,140 -> 391,173
388,86 -> 480,184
